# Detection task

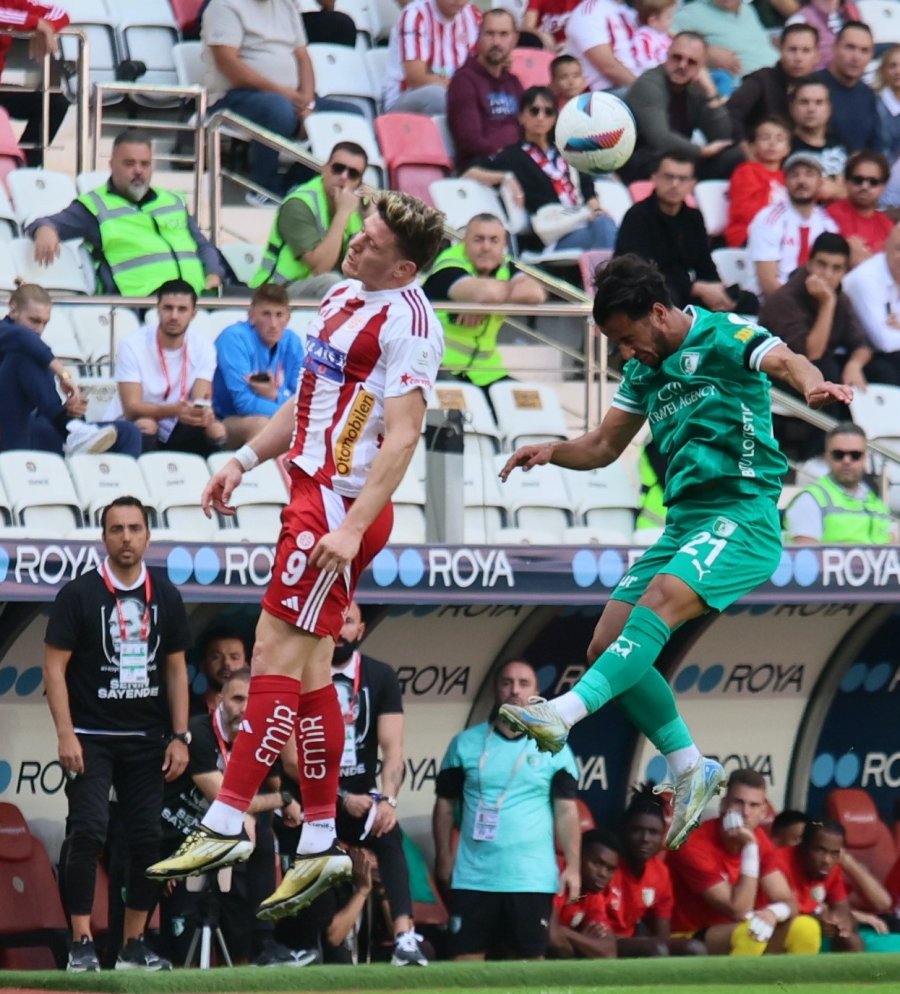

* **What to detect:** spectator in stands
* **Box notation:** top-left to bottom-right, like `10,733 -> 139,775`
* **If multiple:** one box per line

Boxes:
784,422 -> 895,543
192,626 -> 250,714
104,279 -> 226,456
550,53 -> 587,106
725,116 -> 790,248
447,9 -> 523,172
523,0 -> 578,50
747,150 -> 838,298
875,45 -> 900,164
549,829 -> 619,959
0,1 -> 69,167
301,0 -> 357,47
564,0 -> 639,93
630,0 -> 676,75
771,810 -> 809,847
728,24 -> 820,145
622,32 -> 742,184
616,150 -> 760,313
462,86 -> 617,253
212,284 -> 304,449
44,495 -> 190,973
788,77 -> 847,200
758,232 -> 871,389
201,0 -> 361,202
817,22 -> 880,154
423,214 -> 545,390
27,131 -> 224,297
672,0 -> 778,90
433,659 -> 581,960
667,769 -> 819,956
382,0 -> 482,115
0,282 -> 142,457
251,142 -> 371,299
827,151 -> 894,266
787,0 -> 860,71
843,225 -> 900,384
607,783 -> 706,956
159,668 -> 315,967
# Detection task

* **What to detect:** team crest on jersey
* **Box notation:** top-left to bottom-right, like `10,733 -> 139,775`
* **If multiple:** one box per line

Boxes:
713,516 -> 737,537
413,346 -> 432,373
642,887 -> 655,907
296,531 -> 315,551
733,327 -> 755,343
679,352 -> 700,375
305,336 -> 347,384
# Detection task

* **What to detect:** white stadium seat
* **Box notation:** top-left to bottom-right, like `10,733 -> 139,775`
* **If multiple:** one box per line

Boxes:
220,242 -> 264,286
567,459 -> 641,535
593,178 -> 633,226
307,44 -> 379,119
207,452 -> 288,536
429,178 -> 508,232
7,169 -> 77,227
67,452 -> 155,525
304,113 -> 385,187
428,380 -> 502,463
0,450 -> 82,530
138,451 -> 218,536
694,180 -> 729,238
487,380 -> 569,450
64,305 -> 141,371
712,247 -> 756,293
464,447 -> 507,543
5,239 -> 92,294
495,453 -> 573,535
492,526 -> 562,545
116,1 -> 181,107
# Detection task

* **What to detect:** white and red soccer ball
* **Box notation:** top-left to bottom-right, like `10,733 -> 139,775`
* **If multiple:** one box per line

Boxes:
557,92 -> 637,175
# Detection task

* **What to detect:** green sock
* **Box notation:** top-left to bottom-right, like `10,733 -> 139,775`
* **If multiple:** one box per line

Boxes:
573,605 -> 672,714
619,668 -> 694,753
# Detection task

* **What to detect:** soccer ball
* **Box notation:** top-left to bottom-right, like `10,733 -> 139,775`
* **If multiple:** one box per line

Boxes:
556,92 -> 637,175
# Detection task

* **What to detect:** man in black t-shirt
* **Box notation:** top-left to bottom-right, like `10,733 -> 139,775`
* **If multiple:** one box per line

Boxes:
43,496 -> 191,974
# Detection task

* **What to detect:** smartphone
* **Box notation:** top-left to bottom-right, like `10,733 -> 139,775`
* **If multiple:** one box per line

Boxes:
192,398 -> 212,408
249,372 -> 271,383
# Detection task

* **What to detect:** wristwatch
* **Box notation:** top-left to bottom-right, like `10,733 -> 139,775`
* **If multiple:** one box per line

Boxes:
170,730 -> 192,745
380,795 -> 398,809
281,790 -> 294,808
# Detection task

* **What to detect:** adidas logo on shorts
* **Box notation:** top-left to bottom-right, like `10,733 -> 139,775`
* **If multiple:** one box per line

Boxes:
281,595 -> 300,612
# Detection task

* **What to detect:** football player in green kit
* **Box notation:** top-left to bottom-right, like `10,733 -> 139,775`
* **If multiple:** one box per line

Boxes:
499,255 -> 853,852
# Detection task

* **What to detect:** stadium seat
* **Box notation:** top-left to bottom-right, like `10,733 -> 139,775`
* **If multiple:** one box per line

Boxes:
487,380 -> 569,449
711,247 -> 756,293
0,803 -> 68,969
693,179 -> 729,238
41,308 -> 89,366
169,0 -> 204,36
60,0 -> 123,105
593,178 -> 633,226
433,113 -> 456,161
374,114 -> 452,205
207,452 -> 288,536
143,306 -> 217,343
172,40 -> 205,88
567,459 -> 641,534
220,242 -> 264,286
304,112 -> 386,187
5,238 -> 92,294
363,48 -> 390,107
0,450 -> 83,530
307,43 -> 379,119
0,182 -> 18,241
856,0 -> 900,44
509,47 -> 555,89
429,178 -> 509,232
67,452 -> 155,526
116,0 -> 181,107
428,380 -> 502,462
826,788 -> 898,899
63,304 -> 141,372
205,307 -> 249,339
629,179 -> 695,208
495,453 -> 574,535
850,383 -> 900,448
463,447 -> 507,543
370,0 -> 402,41
492,525 -> 562,544
562,524 -> 630,545
75,169 -> 110,194
578,248 -> 612,294
6,168 -> 77,227
389,504 -> 427,544
138,451 -> 218,536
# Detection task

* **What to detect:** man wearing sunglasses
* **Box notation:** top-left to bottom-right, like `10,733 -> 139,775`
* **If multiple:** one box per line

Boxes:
251,142 -> 372,299
826,151 -> 894,267
784,422 -> 895,544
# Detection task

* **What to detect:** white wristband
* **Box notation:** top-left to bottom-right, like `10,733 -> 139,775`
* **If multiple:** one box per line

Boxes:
740,842 -> 760,878
234,444 -> 259,472
767,901 -> 791,923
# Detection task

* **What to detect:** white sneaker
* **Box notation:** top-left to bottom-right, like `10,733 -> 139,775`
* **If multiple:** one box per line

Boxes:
64,420 -> 117,455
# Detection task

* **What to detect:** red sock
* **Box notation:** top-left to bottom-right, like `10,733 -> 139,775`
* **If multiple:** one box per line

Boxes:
295,683 -> 343,822
217,674 -> 301,811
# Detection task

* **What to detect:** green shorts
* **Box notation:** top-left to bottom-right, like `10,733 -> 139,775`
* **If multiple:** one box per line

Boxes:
611,495 -> 782,612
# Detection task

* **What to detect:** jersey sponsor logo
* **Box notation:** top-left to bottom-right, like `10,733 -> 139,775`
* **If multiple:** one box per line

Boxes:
679,351 -> 700,375
642,887 -> 656,907
713,516 -> 737,537
334,390 -> 376,476
738,403 -> 757,478
305,336 -> 347,384
649,384 -> 716,425
299,714 -> 327,780
691,558 -> 711,582
281,595 -> 301,612
255,704 -> 296,768
733,327 -> 755,343
608,635 -> 638,659
400,371 -> 432,388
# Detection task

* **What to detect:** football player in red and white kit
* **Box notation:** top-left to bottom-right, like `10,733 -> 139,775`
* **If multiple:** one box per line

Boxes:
147,192 -> 446,920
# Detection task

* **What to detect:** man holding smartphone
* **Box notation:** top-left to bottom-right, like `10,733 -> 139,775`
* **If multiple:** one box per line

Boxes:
250,142 -> 372,299
104,279 -> 226,455
212,284 -> 305,448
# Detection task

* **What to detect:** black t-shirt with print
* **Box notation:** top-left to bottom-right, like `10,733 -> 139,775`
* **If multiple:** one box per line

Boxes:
45,565 -> 191,736
334,654 -> 403,794
161,711 -> 221,842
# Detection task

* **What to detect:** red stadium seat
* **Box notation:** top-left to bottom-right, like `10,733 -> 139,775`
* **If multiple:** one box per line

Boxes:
374,113 -> 452,203
826,788 -> 897,900
629,179 -> 696,208
169,0 -> 204,36
509,48 -> 555,90
0,802 -> 67,968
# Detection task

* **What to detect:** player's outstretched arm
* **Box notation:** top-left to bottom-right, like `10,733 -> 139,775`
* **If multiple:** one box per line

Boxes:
759,344 -> 854,410
499,407 -> 645,481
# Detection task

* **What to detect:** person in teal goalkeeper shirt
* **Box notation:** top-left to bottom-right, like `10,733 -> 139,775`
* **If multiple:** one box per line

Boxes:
499,254 -> 853,853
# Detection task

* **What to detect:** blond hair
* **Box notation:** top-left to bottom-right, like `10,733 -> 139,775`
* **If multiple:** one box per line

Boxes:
375,192 -> 446,273
876,44 -> 900,91
635,0 -> 676,24
10,281 -> 51,309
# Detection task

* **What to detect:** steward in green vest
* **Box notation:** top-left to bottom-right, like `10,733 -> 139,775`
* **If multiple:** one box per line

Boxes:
422,215 -> 547,388
635,442 -> 667,532
786,475 -> 893,544
250,142 -> 369,290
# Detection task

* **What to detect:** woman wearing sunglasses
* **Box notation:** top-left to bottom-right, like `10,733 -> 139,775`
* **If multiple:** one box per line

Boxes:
463,85 -> 618,253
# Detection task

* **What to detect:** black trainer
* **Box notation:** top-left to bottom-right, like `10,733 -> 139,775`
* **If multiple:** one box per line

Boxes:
66,935 -> 100,973
115,937 -> 172,971
252,939 -> 319,967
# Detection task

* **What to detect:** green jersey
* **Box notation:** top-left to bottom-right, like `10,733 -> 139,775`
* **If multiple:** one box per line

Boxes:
612,307 -> 789,505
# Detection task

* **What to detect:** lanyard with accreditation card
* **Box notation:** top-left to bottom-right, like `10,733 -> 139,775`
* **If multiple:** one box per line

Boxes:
340,652 -> 363,769
157,339 -> 190,402
472,726 -> 529,843
101,563 -> 152,685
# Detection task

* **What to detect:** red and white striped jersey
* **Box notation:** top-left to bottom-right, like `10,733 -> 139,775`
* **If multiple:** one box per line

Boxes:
287,279 -> 443,497
383,0 -> 482,110
564,0 -> 638,91
630,24 -> 671,74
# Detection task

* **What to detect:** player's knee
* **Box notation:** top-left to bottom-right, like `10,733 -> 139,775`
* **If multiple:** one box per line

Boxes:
729,920 -> 767,956
66,827 -> 106,861
784,914 -> 821,955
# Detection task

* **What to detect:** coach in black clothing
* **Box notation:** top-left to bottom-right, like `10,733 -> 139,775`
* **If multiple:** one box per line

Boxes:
615,150 -> 759,314
44,496 -> 191,973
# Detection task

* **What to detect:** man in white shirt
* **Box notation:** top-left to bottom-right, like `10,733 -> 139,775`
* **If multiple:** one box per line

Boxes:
842,225 -> 900,386
747,151 -> 838,299
105,279 -> 225,456
564,0 -> 639,93
383,0 -> 483,114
